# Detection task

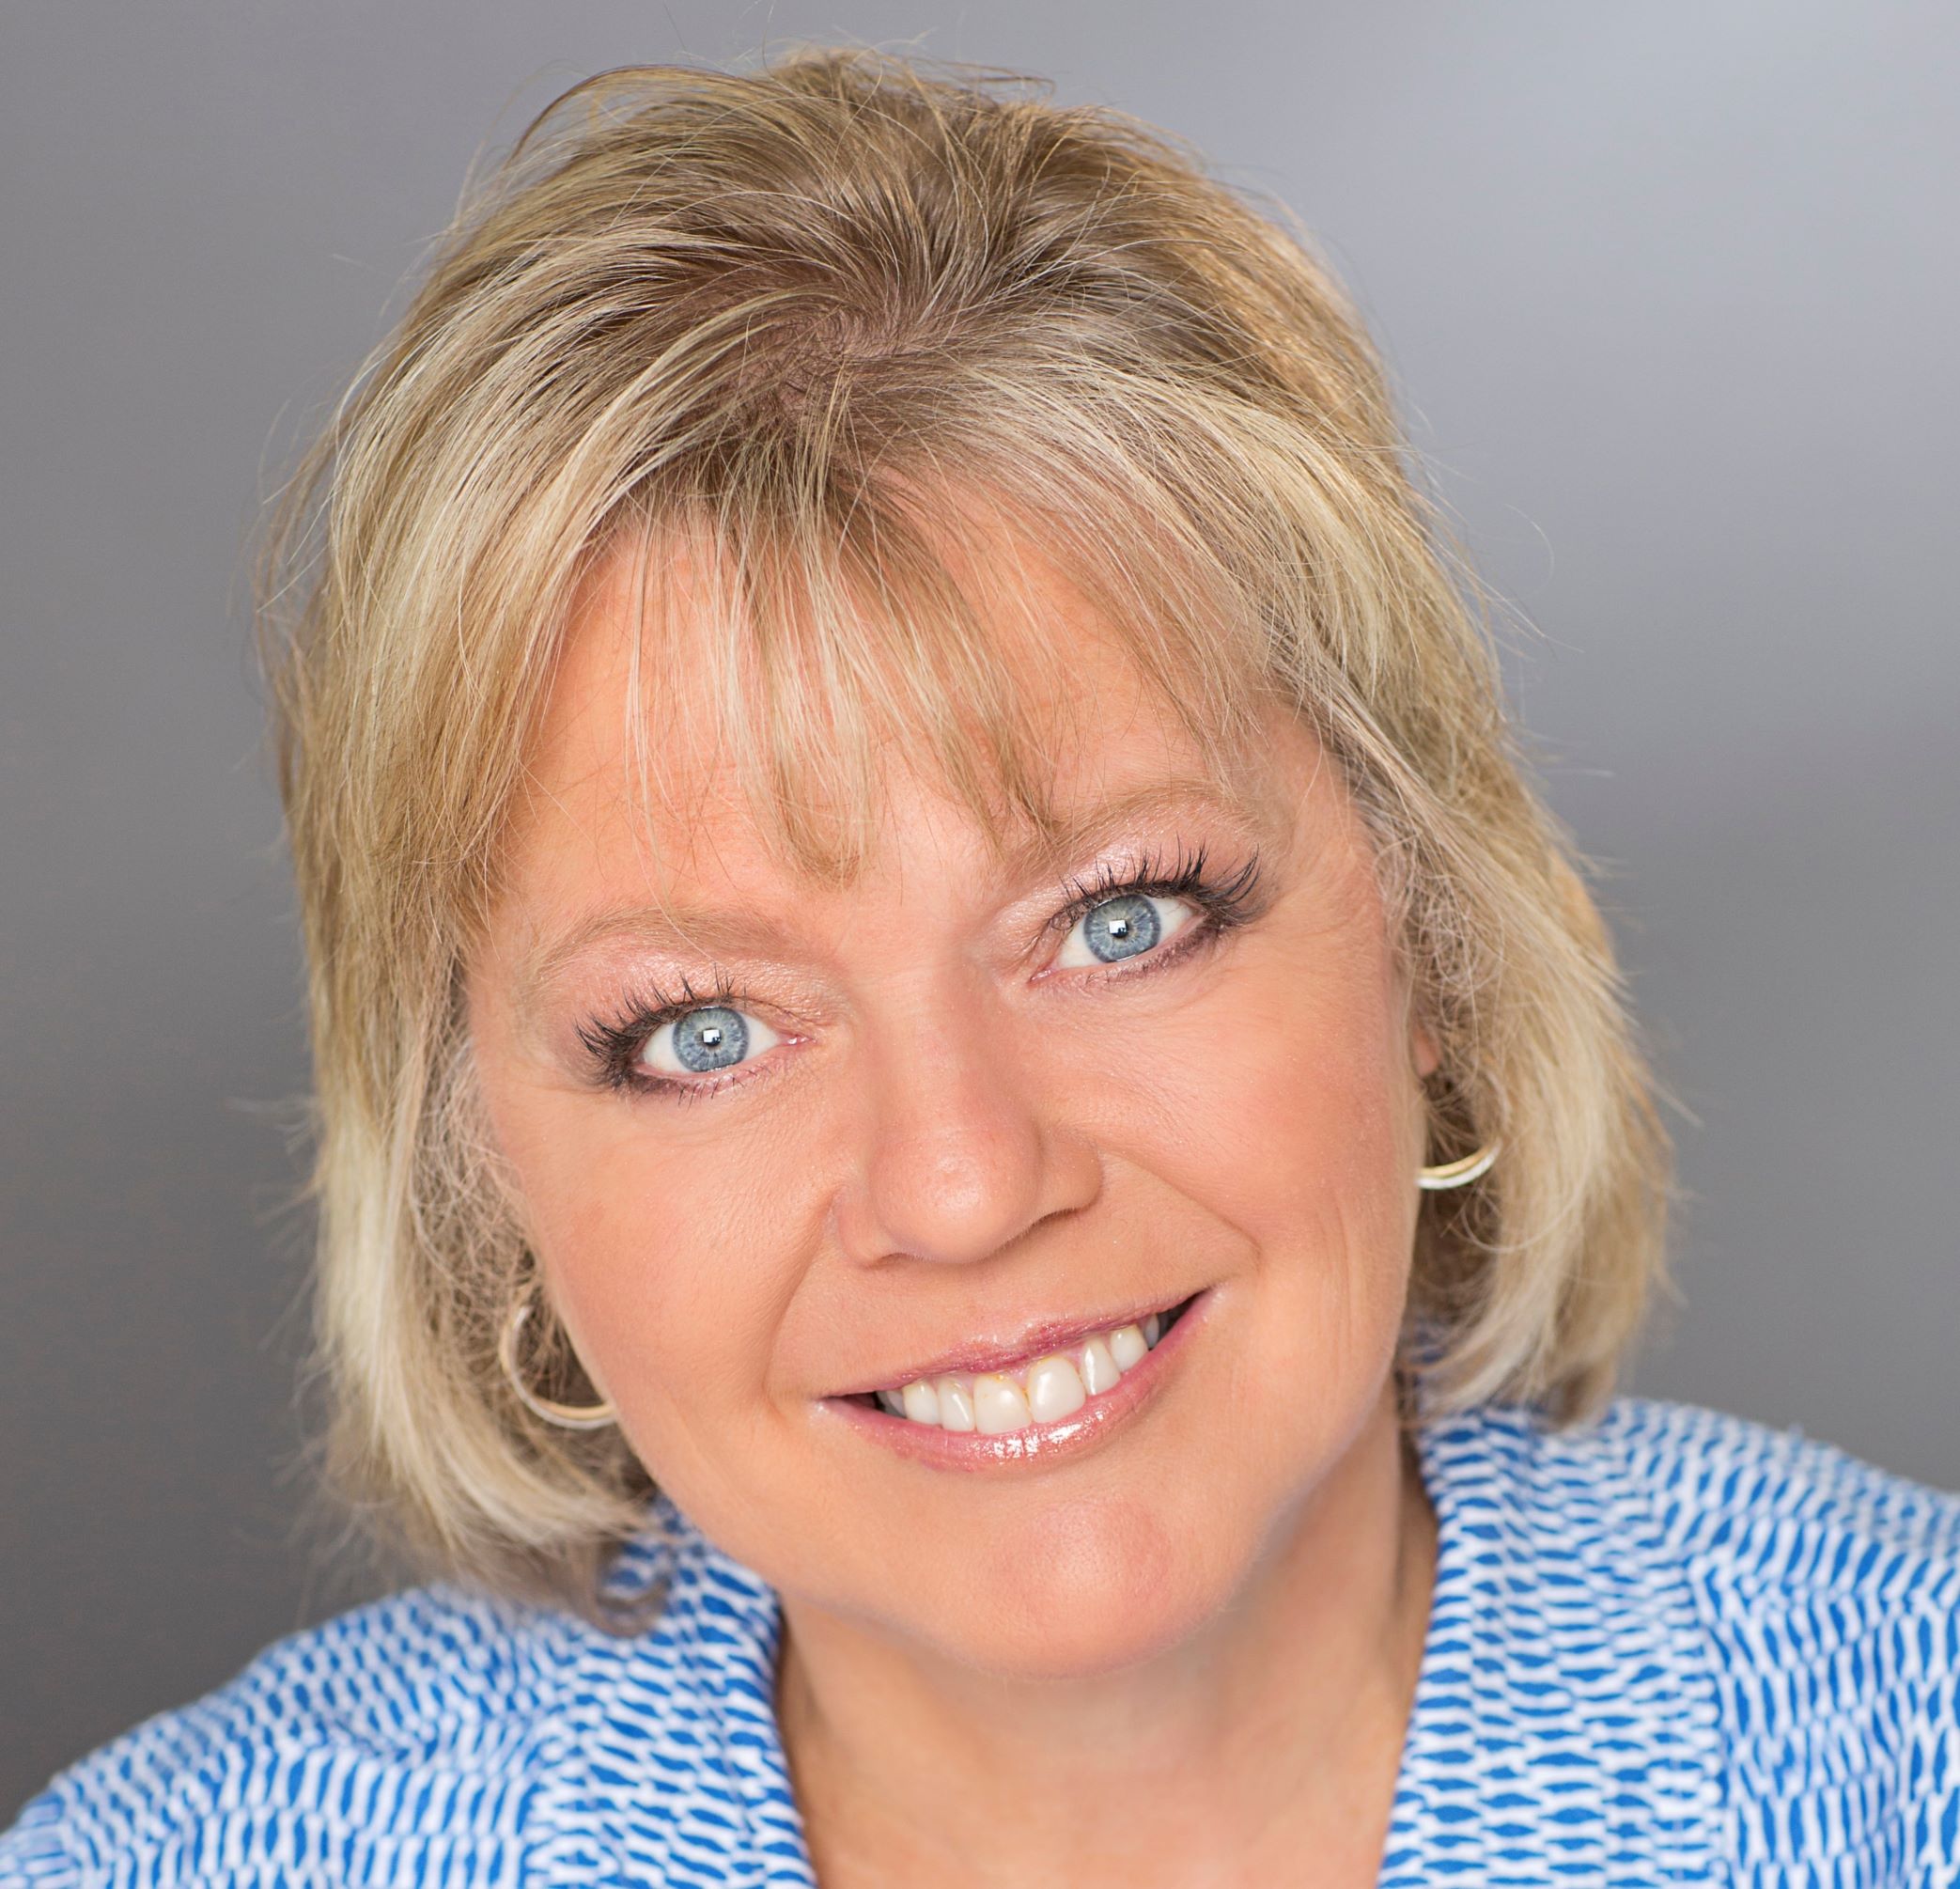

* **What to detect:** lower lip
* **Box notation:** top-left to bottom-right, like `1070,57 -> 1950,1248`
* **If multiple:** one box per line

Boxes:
817,1288 -> 1215,1475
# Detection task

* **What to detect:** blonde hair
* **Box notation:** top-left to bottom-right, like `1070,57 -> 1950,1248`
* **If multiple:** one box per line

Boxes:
259,47 -> 1672,1618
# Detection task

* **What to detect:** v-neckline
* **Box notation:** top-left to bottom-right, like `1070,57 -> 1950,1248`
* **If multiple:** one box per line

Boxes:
621,1401 -> 1723,1886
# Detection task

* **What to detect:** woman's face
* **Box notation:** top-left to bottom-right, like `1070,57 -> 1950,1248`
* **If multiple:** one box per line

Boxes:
468,533 -> 1439,1679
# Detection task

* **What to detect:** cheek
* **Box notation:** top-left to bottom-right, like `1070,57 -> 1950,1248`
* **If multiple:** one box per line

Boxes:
1141,926 -> 1423,1352
487,1086 -> 798,1434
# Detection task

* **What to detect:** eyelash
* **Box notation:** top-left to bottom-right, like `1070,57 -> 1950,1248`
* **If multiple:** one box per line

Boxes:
575,840 -> 1268,1104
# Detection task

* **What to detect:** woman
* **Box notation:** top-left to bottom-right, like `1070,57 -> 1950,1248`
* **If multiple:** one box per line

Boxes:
4,46 -> 1955,1887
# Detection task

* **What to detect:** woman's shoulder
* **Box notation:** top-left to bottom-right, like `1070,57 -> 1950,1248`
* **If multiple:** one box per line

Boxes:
0,1505 -> 807,1889
1440,1392 -> 1960,1652
0,1578 -> 589,1886
0,1504 -> 800,1887
1474,1392 -> 1960,1597
1422,1394 -> 1960,1871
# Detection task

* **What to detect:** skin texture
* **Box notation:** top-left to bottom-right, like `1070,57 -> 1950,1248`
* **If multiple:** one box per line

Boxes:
467,530 -> 1442,1885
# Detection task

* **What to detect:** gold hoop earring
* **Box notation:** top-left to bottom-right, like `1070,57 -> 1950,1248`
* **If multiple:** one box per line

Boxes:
1417,1140 -> 1500,1190
498,1290 -> 618,1430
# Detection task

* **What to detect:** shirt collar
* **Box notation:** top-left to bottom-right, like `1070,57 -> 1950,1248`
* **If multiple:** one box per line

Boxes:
583,1401 -> 1721,1884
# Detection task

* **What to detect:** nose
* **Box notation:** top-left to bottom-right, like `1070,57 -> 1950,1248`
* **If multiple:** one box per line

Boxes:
830,972 -> 1102,1269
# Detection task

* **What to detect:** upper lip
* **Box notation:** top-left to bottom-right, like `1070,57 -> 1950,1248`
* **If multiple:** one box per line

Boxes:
838,1288 -> 1199,1396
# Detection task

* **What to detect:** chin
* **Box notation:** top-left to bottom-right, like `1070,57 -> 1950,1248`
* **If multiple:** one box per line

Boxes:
905,1489 -> 1251,1681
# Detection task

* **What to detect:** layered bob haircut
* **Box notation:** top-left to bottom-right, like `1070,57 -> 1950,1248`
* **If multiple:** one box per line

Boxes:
261,48 -> 1672,1616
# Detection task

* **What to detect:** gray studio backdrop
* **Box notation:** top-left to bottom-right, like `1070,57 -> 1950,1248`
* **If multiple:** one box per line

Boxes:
4,0 -> 1954,1811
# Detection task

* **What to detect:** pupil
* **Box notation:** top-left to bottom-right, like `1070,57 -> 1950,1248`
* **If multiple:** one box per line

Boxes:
673,1005 -> 748,1073
1085,893 -> 1160,963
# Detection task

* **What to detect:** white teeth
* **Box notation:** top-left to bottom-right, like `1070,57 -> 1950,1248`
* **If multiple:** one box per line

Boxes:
1079,1335 -> 1122,1397
869,1302 -> 1192,1436
935,1375 -> 976,1431
1025,1354 -> 1087,1423
972,1372 -> 1034,1434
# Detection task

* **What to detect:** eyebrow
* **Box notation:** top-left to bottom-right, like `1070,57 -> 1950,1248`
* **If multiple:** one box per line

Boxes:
1001,776 -> 1268,882
513,775 -> 1268,1008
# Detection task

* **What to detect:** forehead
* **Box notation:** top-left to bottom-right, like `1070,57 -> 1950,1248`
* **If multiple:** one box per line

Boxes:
515,516 -> 1297,897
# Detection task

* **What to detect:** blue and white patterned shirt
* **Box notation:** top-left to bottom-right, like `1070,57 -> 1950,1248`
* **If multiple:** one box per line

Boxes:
5,1397 -> 1958,1885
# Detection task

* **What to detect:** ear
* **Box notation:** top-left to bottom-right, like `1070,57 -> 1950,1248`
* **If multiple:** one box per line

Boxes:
1409,1016 -> 1441,1081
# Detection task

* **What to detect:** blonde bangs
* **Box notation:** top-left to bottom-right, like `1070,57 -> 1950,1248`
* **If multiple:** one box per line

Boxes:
597,461 -> 1282,901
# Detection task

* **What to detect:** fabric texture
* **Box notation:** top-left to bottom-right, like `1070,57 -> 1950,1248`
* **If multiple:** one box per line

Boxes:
4,1396 -> 1958,1885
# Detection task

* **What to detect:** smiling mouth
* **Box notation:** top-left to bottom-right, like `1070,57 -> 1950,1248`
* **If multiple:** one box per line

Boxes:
842,1292 -> 1200,1438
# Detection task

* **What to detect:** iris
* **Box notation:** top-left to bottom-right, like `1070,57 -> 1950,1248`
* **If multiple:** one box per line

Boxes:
1083,893 -> 1161,963
672,1005 -> 748,1073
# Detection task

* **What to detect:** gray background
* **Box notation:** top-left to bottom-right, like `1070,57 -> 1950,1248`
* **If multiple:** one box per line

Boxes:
3,0 -> 1954,1812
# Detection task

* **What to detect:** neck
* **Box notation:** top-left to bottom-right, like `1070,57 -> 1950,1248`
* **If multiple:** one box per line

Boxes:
774,1380 -> 1436,1887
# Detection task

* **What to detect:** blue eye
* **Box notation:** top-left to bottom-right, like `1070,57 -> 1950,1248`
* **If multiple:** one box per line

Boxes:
1055,891 -> 1200,970
640,1004 -> 782,1080
582,845 -> 1268,1101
